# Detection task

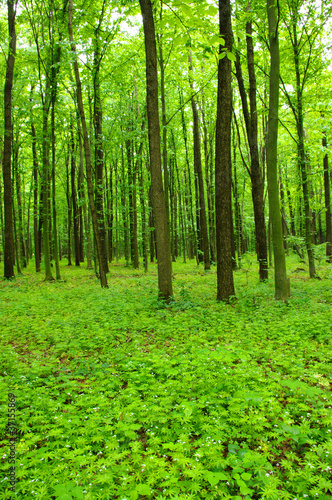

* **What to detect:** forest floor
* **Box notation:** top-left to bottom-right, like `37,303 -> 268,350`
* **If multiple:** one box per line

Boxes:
1,250 -> 332,500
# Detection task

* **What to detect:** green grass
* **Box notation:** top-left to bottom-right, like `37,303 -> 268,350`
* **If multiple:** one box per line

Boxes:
1,252 -> 332,500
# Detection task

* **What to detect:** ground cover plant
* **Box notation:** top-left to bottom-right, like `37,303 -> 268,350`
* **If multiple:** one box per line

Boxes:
1,253 -> 332,499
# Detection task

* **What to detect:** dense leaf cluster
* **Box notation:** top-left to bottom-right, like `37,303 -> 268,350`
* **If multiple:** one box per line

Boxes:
1,254 -> 332,498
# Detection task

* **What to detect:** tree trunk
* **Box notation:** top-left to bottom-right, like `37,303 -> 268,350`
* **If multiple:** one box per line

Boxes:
292,12 -> 316,277
42,91 -> 54,281
31,119 -> 41,272
3,0 -> 16,279
93,37 -> 109,275
234,16 -> 268,280
66,152 -> 72,266
189,53 -> 210,271
215,0 -> 235,302
68,0 -> 107,287
139,0 -> 173,301
266,0 -> 288,300
70,123 -> 80,266
323,131 -> 331,261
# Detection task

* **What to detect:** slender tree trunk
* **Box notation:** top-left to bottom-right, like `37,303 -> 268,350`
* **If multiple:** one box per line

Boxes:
189,53 -> 210,270
51,79 -> 61,280
70,123 -> 80,266
179,89 -> 196,260
3,0 -> 16,279
246,17 -> 268,280
93,37 -> 109,275
235,17 -> 268,280
66,153 -> 72,266
121,142 -> 130,264
77,120 -> 92,268
158,27 -> 170,232
266,0 -> 288,300
106,162 -> 113,263
13,144 -> 26,268
31,119 -> 41,272
292,14 -> 316,277
139,0 -> 173,301
279,167 -> 289,254
323,131 -> 331,261
201,92 -> 215,263
68,0 -> 107,287
42,92 -> 54,281
215,0 -> 235,302
139,156 -> 148,272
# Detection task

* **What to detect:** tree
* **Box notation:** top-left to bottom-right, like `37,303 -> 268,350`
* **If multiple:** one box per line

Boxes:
188,52 -> 210,271
266,0 -> 288,300
68,0 -> 108,288
139,0 -> 173,302
234,6 -> 268,281
3,0 -> 17,280
215,0 -> 235,302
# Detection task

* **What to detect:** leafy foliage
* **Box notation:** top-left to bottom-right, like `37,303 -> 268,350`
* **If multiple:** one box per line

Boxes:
1,254 -> 332,498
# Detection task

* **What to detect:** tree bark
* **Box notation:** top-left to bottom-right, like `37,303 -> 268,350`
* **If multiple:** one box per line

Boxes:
70,123 -> 80,266
139,0 -> 173,301
266,0 -> 288,300
68,0 -> 107,287
189,53 -> 210,270
215,0 -> 235,302
93,37 -> 109,274
234,16 -> 268,280
323,131 -> 331,261
3,0 -> 17,279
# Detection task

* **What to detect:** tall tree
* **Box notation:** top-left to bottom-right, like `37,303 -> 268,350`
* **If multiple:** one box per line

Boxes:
68,0 -> 107,287
266,0 -> 288,300
139,0 -> 173,301
215,0 -> 235,302
235,9 -> 268,281
189,53 -> 210,271
3,0 -> 17,280
323,129 -> 331,262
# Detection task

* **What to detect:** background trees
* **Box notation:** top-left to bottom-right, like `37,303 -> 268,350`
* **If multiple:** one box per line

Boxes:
0,0 -> 331,300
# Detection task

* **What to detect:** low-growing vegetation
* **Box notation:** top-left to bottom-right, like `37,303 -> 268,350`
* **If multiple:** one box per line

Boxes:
1,253 -> 332,499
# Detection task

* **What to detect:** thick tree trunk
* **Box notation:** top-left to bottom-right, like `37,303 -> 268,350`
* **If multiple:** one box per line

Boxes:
68,0 -> 107,287
266,0 -> 288,300
139,0 -> 173,301
215,0 -> 235,302
3,0 -> 16,279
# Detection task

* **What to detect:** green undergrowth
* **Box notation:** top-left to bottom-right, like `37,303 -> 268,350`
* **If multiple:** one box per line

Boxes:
1,253 -> 332,499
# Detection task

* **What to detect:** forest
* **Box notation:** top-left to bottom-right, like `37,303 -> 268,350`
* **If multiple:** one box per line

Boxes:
1,0 -> 332,498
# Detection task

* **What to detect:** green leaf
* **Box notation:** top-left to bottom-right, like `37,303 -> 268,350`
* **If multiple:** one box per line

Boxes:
71,487 -> 84,499
204,471 -> 228,486
136,484 -> 151,496
181,4 -> 193,17
226,51 -> 236,62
